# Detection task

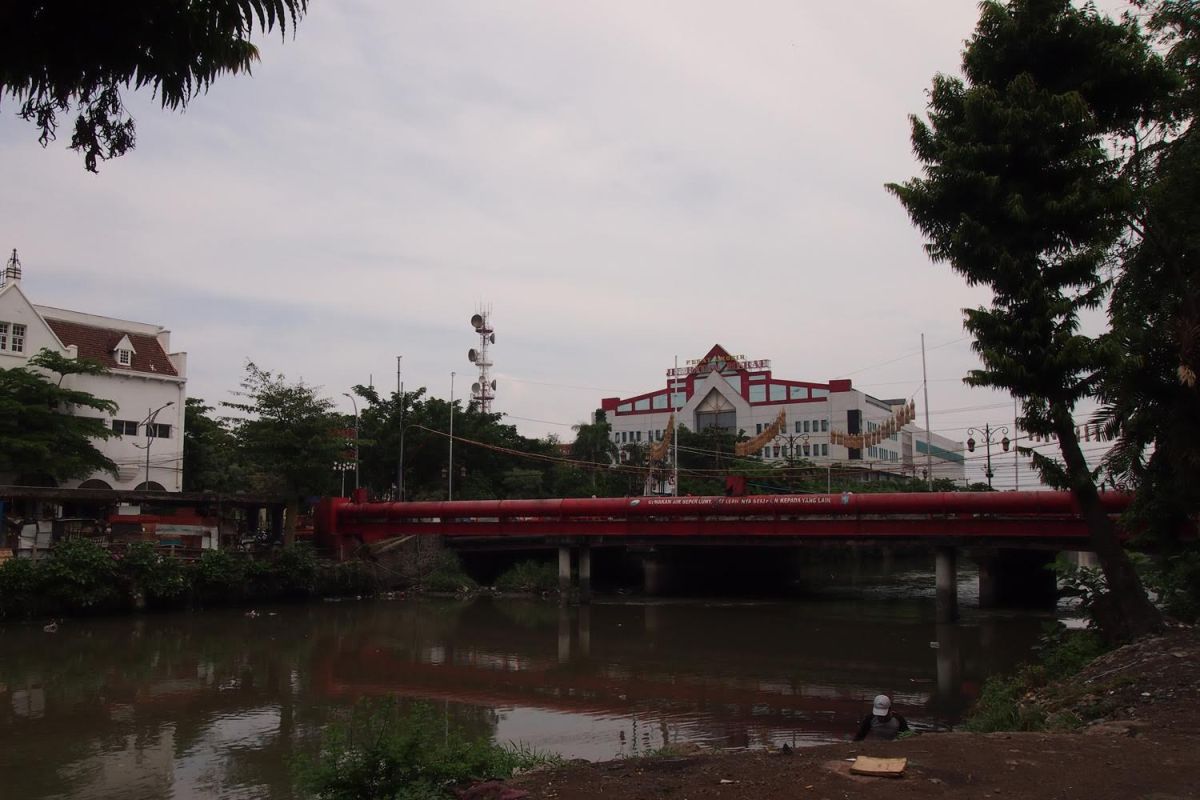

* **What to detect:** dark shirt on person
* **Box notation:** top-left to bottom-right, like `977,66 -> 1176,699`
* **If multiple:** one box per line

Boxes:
853,713 -> 909,741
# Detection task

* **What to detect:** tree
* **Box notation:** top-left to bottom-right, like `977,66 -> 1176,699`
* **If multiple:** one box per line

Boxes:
224,362 -> 339,544
887,0 -> 1171,639
182,397 -> 246,492
1099,1 -> 1200,598
570,411 -> 617,493
0,1 -> 308,171
0,348 -> 118,482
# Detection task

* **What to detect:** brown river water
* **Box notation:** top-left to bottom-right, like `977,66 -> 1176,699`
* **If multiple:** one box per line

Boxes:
0,561 -> 1063,799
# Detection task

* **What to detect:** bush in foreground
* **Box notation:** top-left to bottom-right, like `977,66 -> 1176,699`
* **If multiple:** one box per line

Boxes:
296,700 -> 557,800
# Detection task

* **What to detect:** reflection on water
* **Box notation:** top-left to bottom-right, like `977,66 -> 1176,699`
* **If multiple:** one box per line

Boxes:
0,563 -> 1056,799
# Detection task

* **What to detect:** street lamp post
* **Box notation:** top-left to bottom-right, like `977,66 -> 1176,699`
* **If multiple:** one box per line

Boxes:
141,401 -> 175,490
342,393 -> 359,490
448,371 -> 456,501
966,423 -> 1011,489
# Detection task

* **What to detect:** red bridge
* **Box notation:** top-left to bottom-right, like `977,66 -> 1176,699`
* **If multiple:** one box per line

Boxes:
317,490 -> 1125,547
315,491 -> 1124,620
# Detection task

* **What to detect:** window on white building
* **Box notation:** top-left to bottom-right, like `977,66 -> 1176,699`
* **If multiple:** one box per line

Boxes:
111,419 -> 139,436
749,385 -> 766,402
821,420 -> 829,432
802,420 -> 810,433
148,423 -> 171,439
0,322 -> 23,352
117,349 -> 131,366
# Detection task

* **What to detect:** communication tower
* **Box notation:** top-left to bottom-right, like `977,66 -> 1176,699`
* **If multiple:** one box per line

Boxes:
467,306 -> 496,413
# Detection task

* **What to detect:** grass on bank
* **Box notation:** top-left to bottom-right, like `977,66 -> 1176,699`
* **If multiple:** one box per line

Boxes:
295,700 -> 560,800
494,560 -> 559,593
962,625 -> 1112,733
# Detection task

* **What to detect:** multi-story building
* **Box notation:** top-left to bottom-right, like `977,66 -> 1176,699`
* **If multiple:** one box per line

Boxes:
599,344 -> 964,484
0,252 -> 187,491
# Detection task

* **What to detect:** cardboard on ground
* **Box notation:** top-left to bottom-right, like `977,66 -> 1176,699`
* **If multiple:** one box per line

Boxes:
850,756 -> 907,778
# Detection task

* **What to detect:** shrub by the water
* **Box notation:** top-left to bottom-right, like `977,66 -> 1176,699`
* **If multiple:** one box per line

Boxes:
495,560 -> 558,593
0,557 -> 44,619
0,541 -> 379,619
423,551 -> 477,593
963,626 -> 1110,733
38,536 -> 117,611
295,700 -> 558,800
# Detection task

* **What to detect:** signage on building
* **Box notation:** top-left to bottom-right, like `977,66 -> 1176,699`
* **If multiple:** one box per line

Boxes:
666,353 -> 770,377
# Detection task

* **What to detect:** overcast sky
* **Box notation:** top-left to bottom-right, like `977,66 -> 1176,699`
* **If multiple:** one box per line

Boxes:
1,1 -> 1128,489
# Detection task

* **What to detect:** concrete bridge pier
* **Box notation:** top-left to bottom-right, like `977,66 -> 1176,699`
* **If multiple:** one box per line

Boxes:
975,549 -> 1059,609
578,543 -> 592,604
641,551 -> 672,596
558,545 -> 572,602
935,546 -> 959,623
557,542 -> 594,604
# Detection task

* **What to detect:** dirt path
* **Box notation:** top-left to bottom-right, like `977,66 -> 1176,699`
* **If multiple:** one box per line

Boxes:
510,629 -> 1200,800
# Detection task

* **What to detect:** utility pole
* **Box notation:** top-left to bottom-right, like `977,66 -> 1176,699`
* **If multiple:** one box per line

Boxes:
342,393 -> 359,490
672,355 -> 679,496
449,371 -> 456,501
403,357 -> 408,501
921,333 -> 933,490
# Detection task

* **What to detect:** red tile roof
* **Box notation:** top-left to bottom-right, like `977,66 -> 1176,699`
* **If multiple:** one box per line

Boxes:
44,318 -> 179,377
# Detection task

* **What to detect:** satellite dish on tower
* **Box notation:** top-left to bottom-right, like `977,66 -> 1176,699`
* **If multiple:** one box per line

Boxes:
470,313 -> 484,330
468,349 -> 478,363
490,333 -> 496,344
491,379 -> 497,390
472,382 -> 481,394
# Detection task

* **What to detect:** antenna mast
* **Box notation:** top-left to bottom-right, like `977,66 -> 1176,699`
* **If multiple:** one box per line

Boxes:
467,305 -> 496,413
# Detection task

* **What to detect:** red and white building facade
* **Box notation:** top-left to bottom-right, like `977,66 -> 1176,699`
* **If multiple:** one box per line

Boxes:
600,345 -> 965,482
0,256 -> 187,491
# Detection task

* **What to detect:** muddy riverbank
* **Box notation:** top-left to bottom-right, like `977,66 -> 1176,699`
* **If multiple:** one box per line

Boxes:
511,628 -> 1200,800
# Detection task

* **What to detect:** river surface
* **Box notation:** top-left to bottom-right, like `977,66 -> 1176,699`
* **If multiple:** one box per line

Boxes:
0,561 -> 1065,799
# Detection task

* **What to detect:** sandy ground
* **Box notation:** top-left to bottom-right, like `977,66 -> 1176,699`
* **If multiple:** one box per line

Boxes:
504,628 -> 1200,800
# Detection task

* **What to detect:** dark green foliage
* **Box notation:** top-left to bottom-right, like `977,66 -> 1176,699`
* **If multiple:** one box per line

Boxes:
0,542 -> 380,619
224,363 -> 342,541
38,536 -> 116,610
182,398 -> 246,492
0,557 -> 43,619
1099,2 -> 1200,570
888,0 -> 1170,638
0,348 -> 118,482
295,700 -> 557,800
964,625 -> 1109,733
118,542 -> 189,606
423,551 -> 476,594
317,560 -> 379,598
494,560 -> 559,593
194,549 -> 249,605
0,1 -> 308,171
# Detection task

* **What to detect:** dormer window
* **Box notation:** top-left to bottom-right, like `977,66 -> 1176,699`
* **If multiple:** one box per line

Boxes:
111,334 -> 136,367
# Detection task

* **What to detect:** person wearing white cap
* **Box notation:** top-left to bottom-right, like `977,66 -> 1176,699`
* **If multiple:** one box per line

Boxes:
853,694 -> 910,741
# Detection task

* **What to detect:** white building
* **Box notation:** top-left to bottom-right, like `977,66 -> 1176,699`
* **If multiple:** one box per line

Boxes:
0,252 -> 187,491
600,344 -> 965,484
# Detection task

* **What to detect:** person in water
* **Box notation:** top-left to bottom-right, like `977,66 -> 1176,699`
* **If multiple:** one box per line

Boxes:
853,694 -> 909,741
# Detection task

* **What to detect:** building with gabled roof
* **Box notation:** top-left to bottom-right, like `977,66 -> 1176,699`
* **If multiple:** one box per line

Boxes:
599,344 -> 964,486
0,251 -> 187,491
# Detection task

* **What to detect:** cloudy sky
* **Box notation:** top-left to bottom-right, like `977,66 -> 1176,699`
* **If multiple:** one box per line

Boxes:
1,1 -> 1124,488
